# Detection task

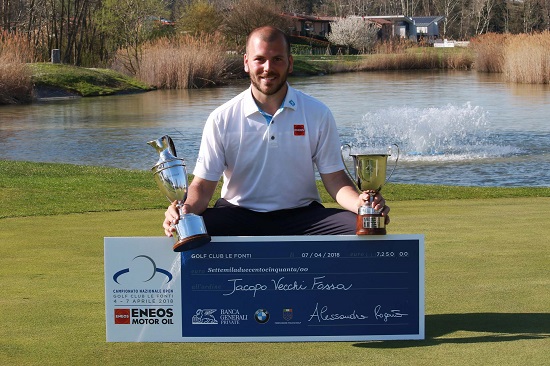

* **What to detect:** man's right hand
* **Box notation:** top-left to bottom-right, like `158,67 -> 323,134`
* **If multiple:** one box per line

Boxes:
163,201 -> 180,237
163,176 -> 217,236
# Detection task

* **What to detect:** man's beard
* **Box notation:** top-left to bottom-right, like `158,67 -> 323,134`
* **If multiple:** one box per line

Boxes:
250,69 -> 289,96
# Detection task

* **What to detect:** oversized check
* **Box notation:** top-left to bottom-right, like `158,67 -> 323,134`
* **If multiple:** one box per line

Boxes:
105,235 -> 424,342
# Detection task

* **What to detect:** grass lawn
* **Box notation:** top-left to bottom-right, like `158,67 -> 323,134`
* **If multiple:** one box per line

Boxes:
29,63 -> 153,98
0,161 -> 549,365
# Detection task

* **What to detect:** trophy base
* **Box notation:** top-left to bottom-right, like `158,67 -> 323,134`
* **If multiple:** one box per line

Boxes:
356,214 -> 386,235
356,227 -> 387,235
173,234 -> 211,252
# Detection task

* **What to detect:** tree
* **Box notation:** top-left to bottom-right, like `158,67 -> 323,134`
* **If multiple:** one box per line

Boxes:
97,0 -> 168,74
521,0 -> 547,32
472,0 -> 497,34
488,0 -> 508,32
177,0 -> 222,35
327,17 -> 379,54
435,0 -> 462,37
222,0 -> 292,48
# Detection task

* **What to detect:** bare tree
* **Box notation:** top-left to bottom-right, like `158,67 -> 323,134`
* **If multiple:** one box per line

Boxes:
98,0 -> 168,74
399,0 -> 421,16
472,0 -> 497,34
279,0 -> 308,14
521,0 -> 546,32
222,0 -> 292,48
435,0 -> 462,37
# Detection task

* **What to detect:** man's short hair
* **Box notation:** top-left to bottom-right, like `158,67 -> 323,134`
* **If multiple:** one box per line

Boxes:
246,26 -> 291,55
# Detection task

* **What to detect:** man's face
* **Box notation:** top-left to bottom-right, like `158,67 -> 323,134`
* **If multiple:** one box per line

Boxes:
244,35 -> 293,98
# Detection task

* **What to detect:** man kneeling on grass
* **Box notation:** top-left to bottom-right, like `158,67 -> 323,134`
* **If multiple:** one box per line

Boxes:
163,26 -> 389,237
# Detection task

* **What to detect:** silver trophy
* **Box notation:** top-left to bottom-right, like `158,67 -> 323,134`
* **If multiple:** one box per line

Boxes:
148,135 -> 210,252
341,144 -> 399,235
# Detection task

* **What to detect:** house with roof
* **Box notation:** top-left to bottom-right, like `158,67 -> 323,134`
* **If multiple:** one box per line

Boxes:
283,13 -> 337,38
283,13 -> 446,46
412,16 -> 445,43
347,15 -> 446,43
362,15 -> 417,41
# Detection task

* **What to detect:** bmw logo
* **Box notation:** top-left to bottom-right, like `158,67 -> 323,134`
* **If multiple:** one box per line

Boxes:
254,309 -> 270,324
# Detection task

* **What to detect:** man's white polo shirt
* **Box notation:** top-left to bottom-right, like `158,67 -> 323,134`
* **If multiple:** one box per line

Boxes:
193,84 -> 345,212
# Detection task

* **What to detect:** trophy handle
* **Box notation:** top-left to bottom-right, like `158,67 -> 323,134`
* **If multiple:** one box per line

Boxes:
167,136 -> 177,157
340,144 -> 357,189
385,144 -> 400,185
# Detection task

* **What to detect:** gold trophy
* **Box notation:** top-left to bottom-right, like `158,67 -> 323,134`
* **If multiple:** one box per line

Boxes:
341,144 -> 399,235
148,135 -> 211,252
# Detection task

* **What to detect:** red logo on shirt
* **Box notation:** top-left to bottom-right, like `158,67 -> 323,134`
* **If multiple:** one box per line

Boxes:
294,124 -> 305,136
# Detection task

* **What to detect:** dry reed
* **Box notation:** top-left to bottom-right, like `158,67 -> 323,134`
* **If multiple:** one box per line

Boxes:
359,47 -> 473,71
136,34 -> 229,89
0,31 -> 33,104
359,53 -> 429,70
373,38 -> 416,54
470,33 -> 508,73
503,32 -> 550,84
472,32 -> 550,84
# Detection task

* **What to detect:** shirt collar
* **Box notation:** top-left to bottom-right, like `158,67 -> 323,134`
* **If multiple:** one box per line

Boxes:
243,83 -> 298,118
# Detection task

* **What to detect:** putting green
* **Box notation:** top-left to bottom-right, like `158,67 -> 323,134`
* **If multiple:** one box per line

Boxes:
0,198 -> 549,365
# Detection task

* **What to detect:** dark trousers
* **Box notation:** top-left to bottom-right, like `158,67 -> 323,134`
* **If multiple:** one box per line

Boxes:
202,199 -> 356,236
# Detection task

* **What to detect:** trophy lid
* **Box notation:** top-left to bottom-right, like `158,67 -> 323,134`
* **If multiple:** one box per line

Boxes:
349,151 -> 391,157
148,135 -> 178,163
346,144 -> 394,157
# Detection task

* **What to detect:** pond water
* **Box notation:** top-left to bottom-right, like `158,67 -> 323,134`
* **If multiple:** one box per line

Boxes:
1,70 -> 549,187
